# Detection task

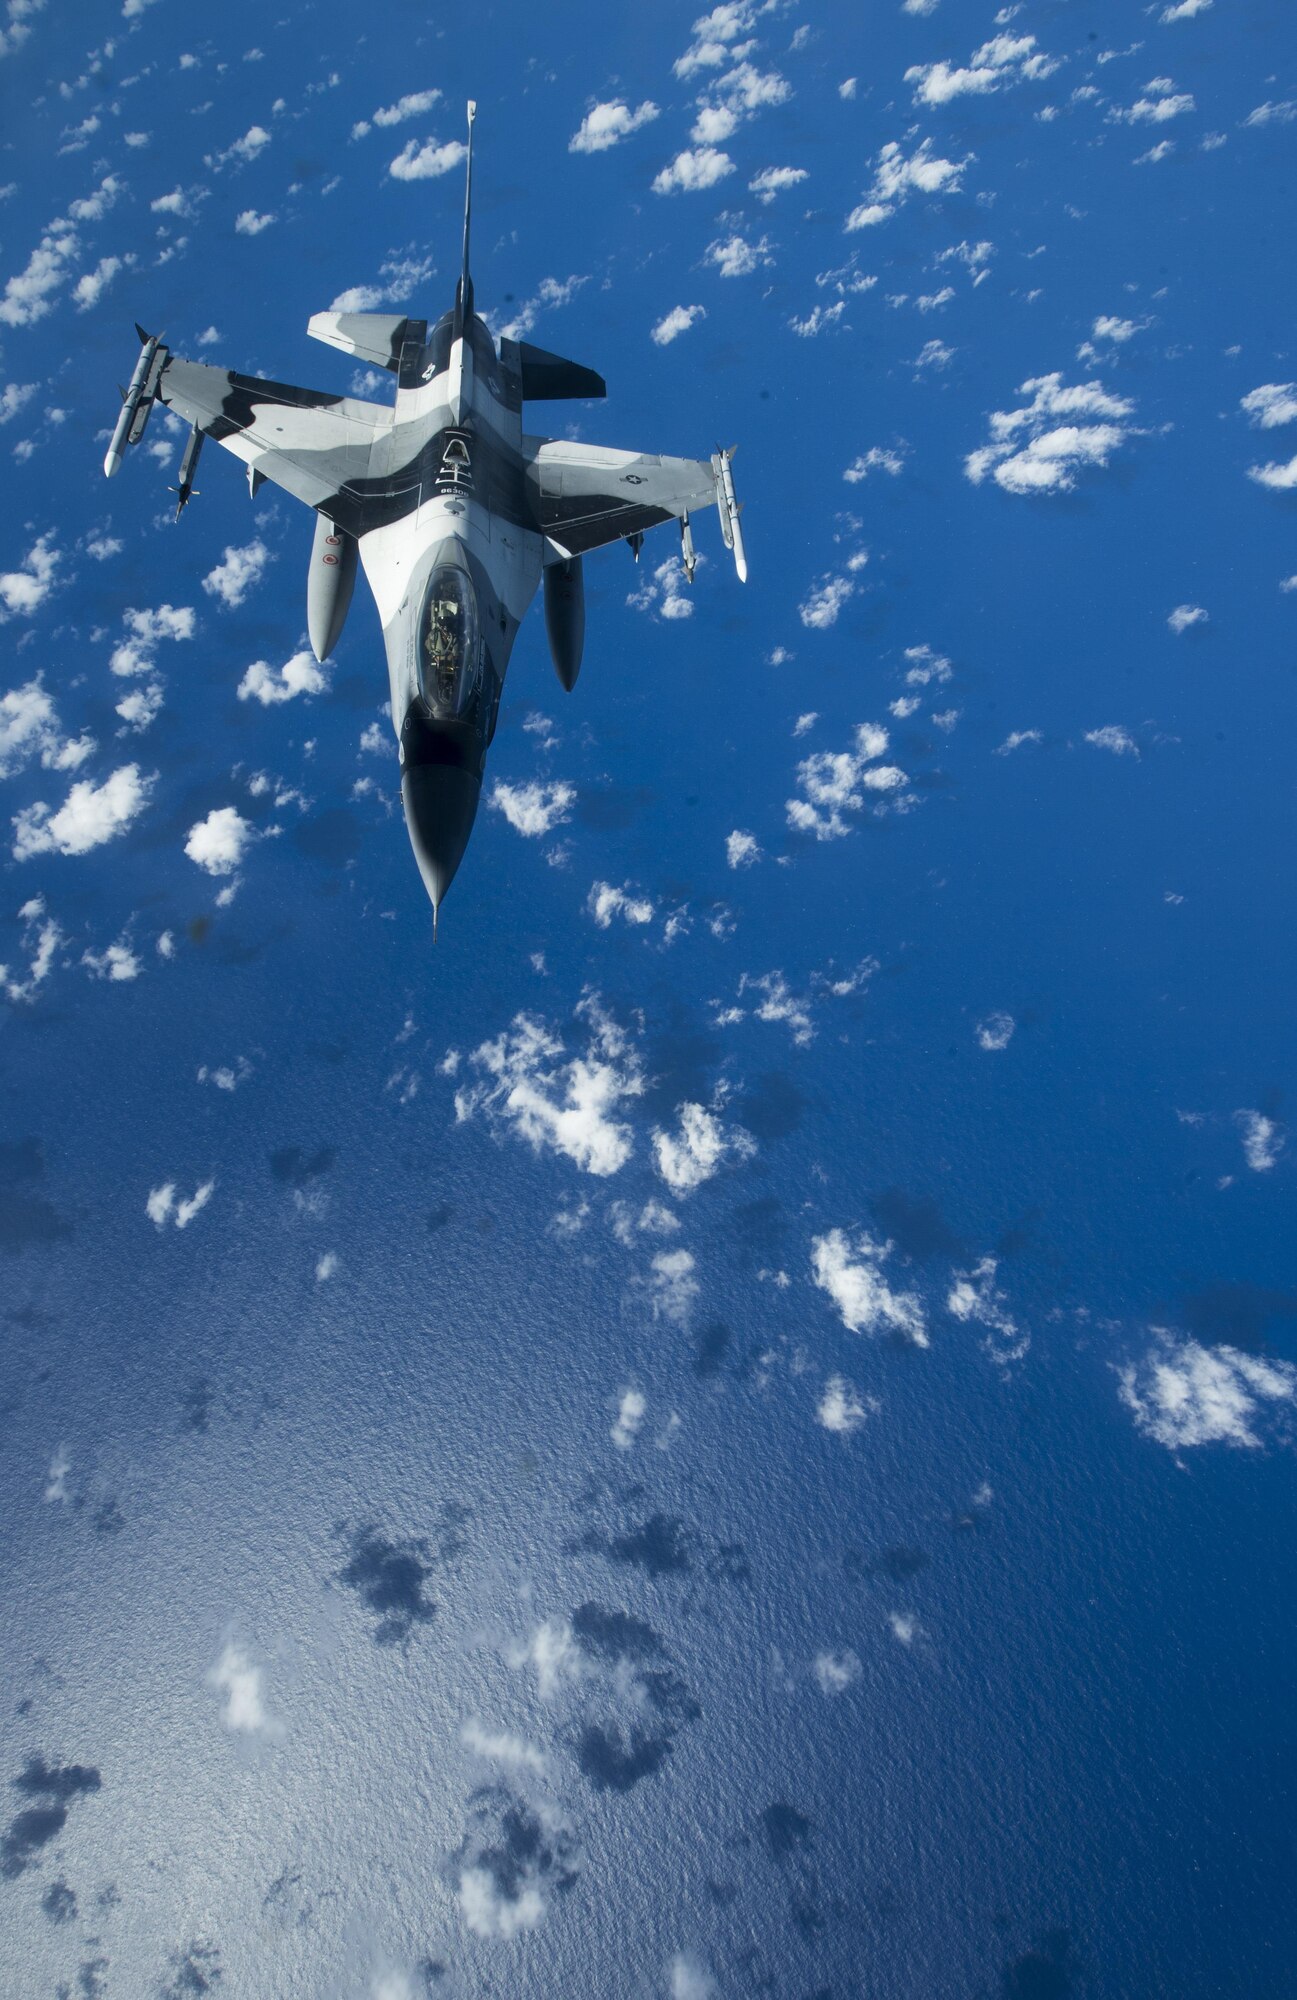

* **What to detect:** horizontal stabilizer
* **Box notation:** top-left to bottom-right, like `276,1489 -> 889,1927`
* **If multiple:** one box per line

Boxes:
307,311 -> 427,373
516,341 -> 606,402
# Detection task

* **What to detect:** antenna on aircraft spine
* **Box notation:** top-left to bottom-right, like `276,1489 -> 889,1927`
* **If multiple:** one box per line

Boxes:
455,100 -> 477,337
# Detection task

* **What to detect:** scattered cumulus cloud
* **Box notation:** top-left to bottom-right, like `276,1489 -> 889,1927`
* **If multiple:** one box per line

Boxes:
208,1644 -> 278,1734
0,679 -> 93,780
652,303 -> 707,346
488,780 -> 575,838
147,1179 -> 215,1230
185,806 -> 254,876
749,165 -> 807,202
811,1229 -> 929,1346
726,829 -> 760,869
906,31 -> 1059,108
234,209 -> 275,236
965,373 -> 1136,494
611,1388 -> 646,1451
570,99 -> 659,153
975,1011 -> 1015,1050
645,1247 -> 699,1326
1084,724 -> 1139,756
1118,1334 -> 1295,1449
0,532 -> 59,617
946,1256 -> 1027,1363
1167,604 -> 1207,634
13,764 -> 152,861
1160,0 -> 1211,18
1236,1110 -> 1283,1172
1110,78 -> 1195,123
816,1376 -> 873,1434
652,147 -> 735,195
352,88 -> 442,139
454,995 -> 644,1178
814,1648 -> 862,1693
203,539 -> 270,608
388,137 -> 467,182
628,554 -> 695,621
652,1101 -> 754,1194
705,234 -> 773,278
845,446 -> 905,481
799,573 -> 856,628
238,651 -> 327,704
846,138 -> 971,229
787,722 -> 907,840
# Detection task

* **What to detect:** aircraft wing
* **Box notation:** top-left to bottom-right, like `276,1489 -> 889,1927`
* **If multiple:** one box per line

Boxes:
526,439 -> 720,558
156,356 -> 391,531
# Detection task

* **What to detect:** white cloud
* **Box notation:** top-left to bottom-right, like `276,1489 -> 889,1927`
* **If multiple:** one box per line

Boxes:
704,234 -> 772,278
726,829 -> 760,869
689,58 -> 790,148
238,651 -> 327,704
845,446 -> 905,482
1243,100 -> 1297,128
0,678 -> 94,780
811,1229 -> 929,1346
1246,455 -> 1297,492
208,1643 -> 276,1733
627,554 -> 695,622
570,99 -> 659,153
315,1251 -> 338,1282
455,995 -> 643,1177
203,540 -> 270,609
1160,0 -> 1211,18
0,532 -> 59,617
493,272 -> 588,344
1090,314 -> 1145,344
652,147 -> 735,195
218,124 -> 272,167
846,138 -> 971,229
646,1247 -> 699,1326
1085,724 -> 1139,756
611,1388 -> 646,1451
735,969 -> 815,1045
1241,383 -> 1297,429
906,31 -> 1059,108
147,1178 -> 215,1230
44,1447 -> 70,1505
652,303 -> 706,346
459,1868 -> 545,1939
587,881 -> 654,929
488,780 -> 575,838
799,574 -> 855,629
673,1 -> 763,80
1168,604 -> 1207,634
789,300 -> 847,338
361,88 -> 442,134
914,337 -> 954,370
1111,83 -> 1195,123
460,1719 -> 549,1777
816,1376 -> 872,1434
1118,1334 -> 1295,1449
82,940 -> 140,982
902,0 -> 940,13
234,208 -> 276,235
814,1648 -> 862,1693
965,373 -> 1136,495
388,137 -> 467,181
72,255 -> 124,310
669,1956 -> 716,2000
889,1613 -> 918,1645
0,896 -> 65,1005
749,165 -> 807,202
185,806 -> 253,876
0,175 -> 124,327
652,1101 -> 754,1195
975,1011 -> 1015,1051
509,1615 -> 580,1698
1236,1109 -> 1284,1172
786,722 -> 906,840
14,763 -> 151,861
946,1256 -> 1026,1362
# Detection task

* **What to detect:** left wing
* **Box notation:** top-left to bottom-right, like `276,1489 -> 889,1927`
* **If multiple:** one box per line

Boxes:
526,438 -> 718,558
156,355 -> 391,532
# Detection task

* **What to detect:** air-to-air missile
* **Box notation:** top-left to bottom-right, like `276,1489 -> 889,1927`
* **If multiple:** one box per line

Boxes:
103,324 -> 165,479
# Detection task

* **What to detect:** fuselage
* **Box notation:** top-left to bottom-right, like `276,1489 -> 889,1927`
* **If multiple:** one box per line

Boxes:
354,308 -> 544,913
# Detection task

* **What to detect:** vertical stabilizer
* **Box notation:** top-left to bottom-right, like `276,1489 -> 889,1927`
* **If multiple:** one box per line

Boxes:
454,100 -> 477,336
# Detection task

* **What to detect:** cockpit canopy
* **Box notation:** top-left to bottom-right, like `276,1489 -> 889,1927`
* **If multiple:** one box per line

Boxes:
417,561 -> 480,719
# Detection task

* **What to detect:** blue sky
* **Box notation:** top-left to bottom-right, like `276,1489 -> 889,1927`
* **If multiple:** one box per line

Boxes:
2,2 -> 1297,1996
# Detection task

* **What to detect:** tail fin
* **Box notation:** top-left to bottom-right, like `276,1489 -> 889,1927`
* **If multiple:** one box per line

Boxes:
454,100 -> 477,336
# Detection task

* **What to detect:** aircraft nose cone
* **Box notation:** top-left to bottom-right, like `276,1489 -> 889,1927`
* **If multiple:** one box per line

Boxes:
401,761 -> 481,915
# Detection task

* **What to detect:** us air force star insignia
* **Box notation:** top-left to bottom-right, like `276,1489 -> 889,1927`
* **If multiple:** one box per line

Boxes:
621,472 -> 646,485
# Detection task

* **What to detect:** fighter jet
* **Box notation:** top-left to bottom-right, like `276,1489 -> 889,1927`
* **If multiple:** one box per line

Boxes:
102,101 -> 747,933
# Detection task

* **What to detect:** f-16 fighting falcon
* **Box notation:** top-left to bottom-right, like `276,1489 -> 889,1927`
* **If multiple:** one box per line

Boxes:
102,102 -> 748,934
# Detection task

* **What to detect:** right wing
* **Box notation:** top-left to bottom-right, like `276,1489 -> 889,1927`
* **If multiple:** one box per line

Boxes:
157,356 -> 392,532
526,439 -> 718,558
